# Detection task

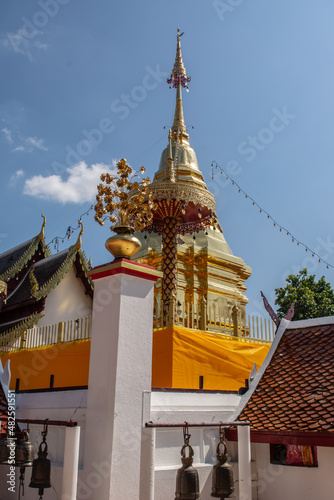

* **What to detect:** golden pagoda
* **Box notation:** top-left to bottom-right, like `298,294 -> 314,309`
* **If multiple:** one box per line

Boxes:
134,29 -> 251,336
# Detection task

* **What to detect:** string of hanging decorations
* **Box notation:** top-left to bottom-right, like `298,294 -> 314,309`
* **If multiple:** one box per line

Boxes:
211,160 -> 333,271
48,205 -> 94,252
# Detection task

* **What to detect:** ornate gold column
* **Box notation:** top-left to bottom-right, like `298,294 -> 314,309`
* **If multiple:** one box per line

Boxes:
162,216 -> 178,321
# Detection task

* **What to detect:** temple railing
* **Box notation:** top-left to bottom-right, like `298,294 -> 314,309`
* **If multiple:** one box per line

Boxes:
0,305 -> 275,352
0,315 -> 92,352
153,298 -> 276,344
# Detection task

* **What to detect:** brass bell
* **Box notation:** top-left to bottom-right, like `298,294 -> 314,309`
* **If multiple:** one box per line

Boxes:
16,430 -> 34,467
0,434 -> 15,465
29,439 -> 51,496
211,430 -> 235,499
175,425 -> 200,500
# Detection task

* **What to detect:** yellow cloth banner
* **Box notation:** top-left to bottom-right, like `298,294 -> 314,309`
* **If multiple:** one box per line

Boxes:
152,326 -> 270,391
1,327 -> 270,392
0,340 -> 90,391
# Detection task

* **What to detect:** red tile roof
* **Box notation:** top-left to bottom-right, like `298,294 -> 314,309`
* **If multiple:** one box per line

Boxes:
238,321 -> 334,434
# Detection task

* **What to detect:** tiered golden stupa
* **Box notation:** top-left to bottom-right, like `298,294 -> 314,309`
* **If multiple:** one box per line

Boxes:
134,29 -> 251,336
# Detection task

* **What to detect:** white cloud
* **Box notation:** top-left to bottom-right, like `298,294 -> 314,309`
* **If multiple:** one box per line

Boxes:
34,40 -> 48,50
2,29 -> 46,61
24,161 -> 115,204
1,128 -> 47,152
1,128 -> 13,144
24,136 -> 48,151
9,169 -> 25,186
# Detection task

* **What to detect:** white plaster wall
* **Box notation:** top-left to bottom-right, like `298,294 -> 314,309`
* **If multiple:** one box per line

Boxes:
0,390 -> 87,500
0,389 -> 243,500
254,442 -> 334,500
5,389 -> 333,500
151,391 -> 241,423
39,266 -> 92,326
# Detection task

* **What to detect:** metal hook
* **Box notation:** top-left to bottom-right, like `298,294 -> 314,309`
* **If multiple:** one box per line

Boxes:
219,425 -> 225,443
42,419 -> 49,441
183,422 -> 191,445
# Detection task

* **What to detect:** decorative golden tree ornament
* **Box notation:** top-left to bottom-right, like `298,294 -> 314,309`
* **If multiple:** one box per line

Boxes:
94,159 -> 156,259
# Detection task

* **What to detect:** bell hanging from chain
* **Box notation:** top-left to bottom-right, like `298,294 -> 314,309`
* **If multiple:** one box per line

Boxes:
175,424 -> 200,500
0,434 -> 15,465
16,430 -> 34,467
29,424 -> 51,497
211,429 -> 235,499
0,429 -> 34,467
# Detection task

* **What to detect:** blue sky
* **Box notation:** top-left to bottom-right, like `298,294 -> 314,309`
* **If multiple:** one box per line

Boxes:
1,0 -> 334,319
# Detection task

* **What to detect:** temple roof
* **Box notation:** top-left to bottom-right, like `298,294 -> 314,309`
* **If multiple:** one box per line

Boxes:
5,246 -> 93,308
0,216 -> 50,283
0,312 -> 44,337
237,318 -> 334,434
6,250 -> 70,306
0,221 -> 93,337
0,238 -> 35,275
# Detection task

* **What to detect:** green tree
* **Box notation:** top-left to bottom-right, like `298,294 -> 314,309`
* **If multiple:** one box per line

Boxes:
275,268 -> 334,320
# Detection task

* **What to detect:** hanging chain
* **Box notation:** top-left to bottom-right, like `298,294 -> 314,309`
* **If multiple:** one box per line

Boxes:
18,466 -> 25,499
219,425 -> 226,444
181,422 -> 194,459
183,422 -> 191,445
42,420 -> 48,442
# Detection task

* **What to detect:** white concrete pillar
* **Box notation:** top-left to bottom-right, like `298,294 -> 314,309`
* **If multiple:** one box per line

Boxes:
238,425 -> 252,500
139,427 -> 156,500
61,426 -> 80,500
83,259 -> 161,500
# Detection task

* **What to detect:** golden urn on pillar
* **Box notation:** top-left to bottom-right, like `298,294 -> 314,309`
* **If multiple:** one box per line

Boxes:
94,159 -> 156,260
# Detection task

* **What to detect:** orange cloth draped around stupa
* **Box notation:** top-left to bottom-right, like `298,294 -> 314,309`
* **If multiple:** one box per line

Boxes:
0,340 -> 90,391
152,326 -> 270,391
1,329 -> 269,391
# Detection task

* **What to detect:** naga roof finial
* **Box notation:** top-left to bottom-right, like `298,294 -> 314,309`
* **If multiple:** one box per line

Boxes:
74,219 -> 84,251
39,213 -> 46,240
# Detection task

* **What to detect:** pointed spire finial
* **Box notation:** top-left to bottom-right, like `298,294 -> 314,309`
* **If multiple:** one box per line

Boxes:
167,28 -> 191,89
167,29 -> 190,140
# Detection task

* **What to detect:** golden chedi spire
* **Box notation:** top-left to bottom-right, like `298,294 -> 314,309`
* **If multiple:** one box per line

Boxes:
153,29 -> 209,189
134,30 -> 251,336
168,28 -> 191,141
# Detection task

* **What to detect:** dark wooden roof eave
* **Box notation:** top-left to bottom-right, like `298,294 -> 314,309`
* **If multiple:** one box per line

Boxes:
2,297 -> 41,314
74,253 -> 93,298
0,299 -> 45,327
